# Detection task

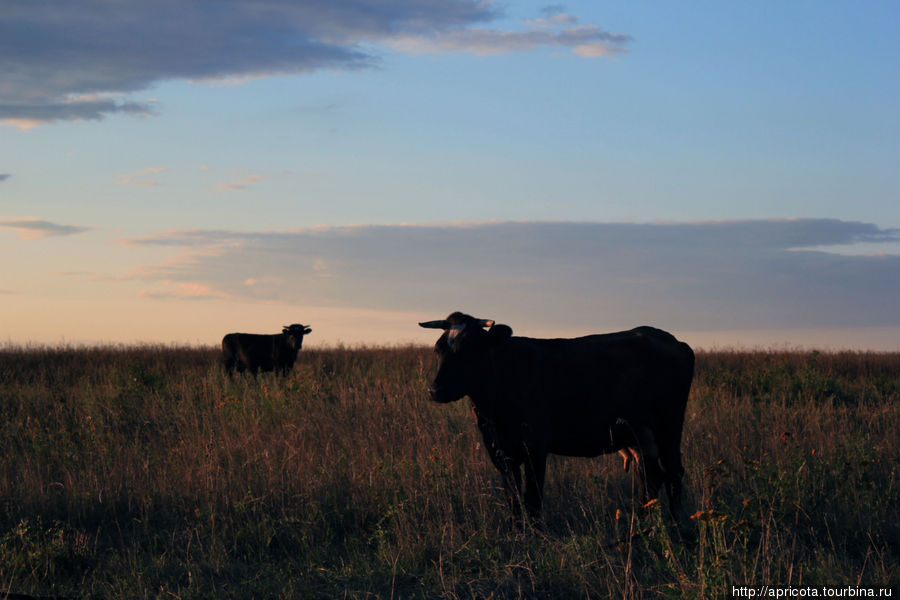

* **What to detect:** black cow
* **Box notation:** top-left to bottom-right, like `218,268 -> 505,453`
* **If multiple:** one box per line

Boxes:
222,324 -> 312,376
419,312 -> 694,525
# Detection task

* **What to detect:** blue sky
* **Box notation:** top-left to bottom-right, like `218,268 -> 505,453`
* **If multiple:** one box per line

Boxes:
1,1 -> 899,348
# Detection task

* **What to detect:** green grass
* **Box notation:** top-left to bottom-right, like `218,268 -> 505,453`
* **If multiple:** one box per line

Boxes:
0,345 -> 897,598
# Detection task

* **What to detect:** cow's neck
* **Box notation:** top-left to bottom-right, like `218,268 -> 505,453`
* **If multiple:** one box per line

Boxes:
466,366 -> 498,421
468,349 -> 499,405
470,399 -> 505,461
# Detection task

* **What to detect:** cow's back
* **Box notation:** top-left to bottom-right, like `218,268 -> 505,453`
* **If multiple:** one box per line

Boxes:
490,327 -> 693,454
222,332 -> 279,372
498,327 -> 689,389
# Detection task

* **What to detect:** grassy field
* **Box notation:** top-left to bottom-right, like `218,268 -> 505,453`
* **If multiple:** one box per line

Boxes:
0,344 -> 897,598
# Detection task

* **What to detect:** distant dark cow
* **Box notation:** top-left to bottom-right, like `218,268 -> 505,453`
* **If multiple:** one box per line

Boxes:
222,324 -> 312,376
419,312 -> 694,525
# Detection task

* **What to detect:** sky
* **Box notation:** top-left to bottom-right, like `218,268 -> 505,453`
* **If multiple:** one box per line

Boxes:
1,0 -> 899,350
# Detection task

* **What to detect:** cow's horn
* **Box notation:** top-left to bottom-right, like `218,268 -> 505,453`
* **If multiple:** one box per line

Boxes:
419,320 -> 449,329
478,319 -> 495,328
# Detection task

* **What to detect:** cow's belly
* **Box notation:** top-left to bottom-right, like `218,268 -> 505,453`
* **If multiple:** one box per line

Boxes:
545,414 -> 634,457
549,439 -> 618,458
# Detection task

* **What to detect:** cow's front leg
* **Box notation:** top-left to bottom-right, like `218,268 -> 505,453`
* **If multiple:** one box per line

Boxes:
522,450 -> 547,526
476,413 -> 526,527
487,448 -> 523,528
499,460 -> 524,528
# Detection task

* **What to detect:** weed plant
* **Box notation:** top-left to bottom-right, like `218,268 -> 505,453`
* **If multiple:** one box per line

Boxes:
0,345 -> 897,598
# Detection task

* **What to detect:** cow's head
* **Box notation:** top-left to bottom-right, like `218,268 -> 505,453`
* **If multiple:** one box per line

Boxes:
283,324 -> 312,350
419,312 -> 513,403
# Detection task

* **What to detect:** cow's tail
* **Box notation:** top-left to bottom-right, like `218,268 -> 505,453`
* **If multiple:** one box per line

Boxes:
222,336 -> 236,377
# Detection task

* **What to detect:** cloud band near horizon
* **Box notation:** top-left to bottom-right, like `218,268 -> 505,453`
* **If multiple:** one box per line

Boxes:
119,219 -> 900,333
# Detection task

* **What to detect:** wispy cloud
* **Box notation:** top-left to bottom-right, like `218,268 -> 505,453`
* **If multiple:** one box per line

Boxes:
524,6 -> 580,29
390,5 -> 630,58
391,25 -> 629,57
0,1 -> 625,126
118,219 -> 900,332
0,217 -> 92,240
0,174 -> 10,182
138,282 -> 227,302
215,174 -> 264,192
212,169 -> 292,191
0,97 -> 153,129
117,167 -> 167,187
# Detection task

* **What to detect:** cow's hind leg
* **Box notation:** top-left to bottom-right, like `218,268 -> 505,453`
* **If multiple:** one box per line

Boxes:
659,443 -> 685,520
632,427 -> 664,508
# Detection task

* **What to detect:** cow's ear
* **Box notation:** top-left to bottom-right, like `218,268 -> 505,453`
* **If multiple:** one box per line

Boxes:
486,324 -> 512,347
303,327 -> 312,334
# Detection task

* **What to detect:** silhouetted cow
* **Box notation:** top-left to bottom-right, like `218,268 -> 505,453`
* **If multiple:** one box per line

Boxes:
419,312 -> 694,525
222,324 -> 311,376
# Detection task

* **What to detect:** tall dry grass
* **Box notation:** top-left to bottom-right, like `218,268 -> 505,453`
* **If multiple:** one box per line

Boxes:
0,344 -> 897,598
